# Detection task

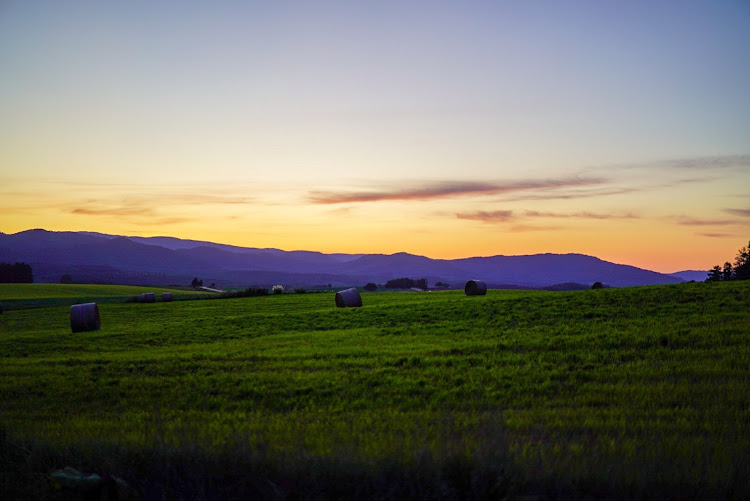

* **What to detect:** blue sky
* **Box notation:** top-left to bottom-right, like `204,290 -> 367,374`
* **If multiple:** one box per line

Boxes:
1,1 -> 749,271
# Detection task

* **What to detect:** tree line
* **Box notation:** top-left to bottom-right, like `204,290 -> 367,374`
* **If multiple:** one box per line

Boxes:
383,277 -> 428,290
706,241 -> 750,281
0,262 -> 34,283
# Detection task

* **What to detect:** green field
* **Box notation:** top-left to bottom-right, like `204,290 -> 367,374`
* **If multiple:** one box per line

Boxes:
0,283 -> 205,311
1,282 -> 749,499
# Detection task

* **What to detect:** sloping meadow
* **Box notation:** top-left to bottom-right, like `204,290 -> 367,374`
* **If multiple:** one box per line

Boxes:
1,282 -> 749,498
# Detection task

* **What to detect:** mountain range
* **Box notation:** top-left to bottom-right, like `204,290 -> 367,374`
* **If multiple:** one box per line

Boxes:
0,229 -> 703,289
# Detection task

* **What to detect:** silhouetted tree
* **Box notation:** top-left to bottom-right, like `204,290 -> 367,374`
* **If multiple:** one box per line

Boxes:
385,278 -> 411,289
734,241 -> 750,280
722,262 -> 734,281
591,281 -> 604,289
706,241 -> 750,282
384,277 -> 428,290
0,262 -> 33,283
706,265 -> 723,282
191,277 -> 203,289
363,283 -> 377,292
60,274 -> 73,284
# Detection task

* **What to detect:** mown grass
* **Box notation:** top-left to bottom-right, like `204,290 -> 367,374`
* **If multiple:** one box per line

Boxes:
1,282 -> 749,499
0,283 -> 205,310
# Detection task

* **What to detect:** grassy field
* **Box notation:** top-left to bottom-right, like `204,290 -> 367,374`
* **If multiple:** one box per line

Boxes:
1,282 -> 749,499
0,283 -> 205,311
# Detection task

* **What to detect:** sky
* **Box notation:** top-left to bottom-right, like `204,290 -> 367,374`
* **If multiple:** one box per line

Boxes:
1,1 -> 749,273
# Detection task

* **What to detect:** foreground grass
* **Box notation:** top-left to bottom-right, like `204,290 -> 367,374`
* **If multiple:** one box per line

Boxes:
1,282 -> 749,499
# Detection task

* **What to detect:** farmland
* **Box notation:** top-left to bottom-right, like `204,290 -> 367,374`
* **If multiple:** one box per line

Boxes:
0,283 -> 205,311
1,282 -> 749,499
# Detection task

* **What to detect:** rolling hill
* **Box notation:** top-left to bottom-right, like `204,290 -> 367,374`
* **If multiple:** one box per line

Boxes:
0,229 -> 689,288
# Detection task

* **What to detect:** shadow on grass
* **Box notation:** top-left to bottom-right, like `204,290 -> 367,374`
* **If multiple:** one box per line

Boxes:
3,425 -> 749,500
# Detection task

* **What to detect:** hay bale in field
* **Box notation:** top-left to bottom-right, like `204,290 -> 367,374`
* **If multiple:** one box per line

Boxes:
464,280 -> 487,296
139,292 -> 156,303
162,292 -> 173,302
335,288 -> 362,308
70,303 -> 100,333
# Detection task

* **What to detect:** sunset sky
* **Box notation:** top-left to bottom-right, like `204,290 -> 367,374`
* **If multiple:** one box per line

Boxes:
1,1 -> 749,273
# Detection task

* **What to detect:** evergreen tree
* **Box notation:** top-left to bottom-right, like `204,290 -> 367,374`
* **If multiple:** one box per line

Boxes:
733,241 -> 750,280
706,265 -> 723,282
722,262 -> 734,281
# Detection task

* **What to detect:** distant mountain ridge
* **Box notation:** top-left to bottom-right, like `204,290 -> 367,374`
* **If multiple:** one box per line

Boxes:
0,229 -> 692,288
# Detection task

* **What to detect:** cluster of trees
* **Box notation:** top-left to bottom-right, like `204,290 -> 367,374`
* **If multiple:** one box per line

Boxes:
365,279 -> 447,291
191,277 -> 204,288
706,241 -> 750,281
384,277 -> 428,290
0,262 -> 33,283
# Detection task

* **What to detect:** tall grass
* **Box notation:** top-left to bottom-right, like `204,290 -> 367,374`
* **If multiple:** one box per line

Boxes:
1,282 -> 748,498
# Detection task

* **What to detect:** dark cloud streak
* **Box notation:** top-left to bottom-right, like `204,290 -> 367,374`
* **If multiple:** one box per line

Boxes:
673,216 -> 736,226
455,210 -> 514,223
524,210 -> 638,220
308,177 -> 607,204
723,208 -> 750,217
697,232 -> 734,238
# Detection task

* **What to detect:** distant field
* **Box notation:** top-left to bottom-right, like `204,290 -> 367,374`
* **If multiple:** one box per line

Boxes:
0,283 -> 205,310
1,282 -> 748,499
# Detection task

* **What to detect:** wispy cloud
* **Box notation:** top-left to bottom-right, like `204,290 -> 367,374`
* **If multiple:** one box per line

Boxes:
697,232 -> 734,238
657,154 -> 750,170
310,155 -> 750,206
455,209 -> 638,225
593,154 -> 750,172
524,210 -> 638,220
71,206 -> 155,217
308,177 -> 606,204
499,186 -> 643,202
454,209 -> 561,232
723,208 -> 750,217
672,216 -> 737,226
65,190 -> 254,217
455,210 -> 514,223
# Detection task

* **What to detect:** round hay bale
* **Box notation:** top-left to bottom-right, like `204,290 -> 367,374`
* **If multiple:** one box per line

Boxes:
335,288 -> 362,308
139,293 -> 156,303
162,292 -> 174,302
464,280 -> 487,296
70,303 -> 100,333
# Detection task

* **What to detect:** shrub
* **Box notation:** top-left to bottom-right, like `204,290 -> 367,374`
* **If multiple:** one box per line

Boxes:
272,285 -> 284,295
219,288 -> 268,299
